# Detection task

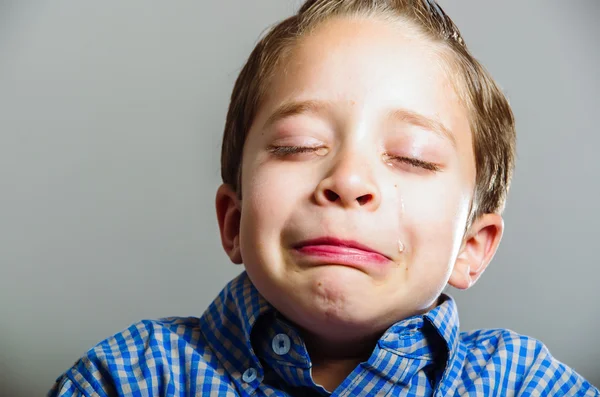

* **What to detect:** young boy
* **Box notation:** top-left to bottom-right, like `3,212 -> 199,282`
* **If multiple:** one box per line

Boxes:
49,0 -> 599,395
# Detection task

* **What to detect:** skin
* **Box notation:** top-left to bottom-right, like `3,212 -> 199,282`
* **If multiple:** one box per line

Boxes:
216,16 -> 504,392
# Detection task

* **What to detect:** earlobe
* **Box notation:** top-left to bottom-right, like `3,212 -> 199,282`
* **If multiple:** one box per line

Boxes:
448,213 -> 504,290
215,184 -> 243,264
448,261 -> 472,290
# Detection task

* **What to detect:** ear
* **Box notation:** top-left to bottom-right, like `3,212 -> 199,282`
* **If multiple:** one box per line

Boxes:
215,183 -> 243,264
448,213 -> 504,290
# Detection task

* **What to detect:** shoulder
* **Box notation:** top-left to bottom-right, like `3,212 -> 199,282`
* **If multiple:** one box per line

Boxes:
456,328 -> 599,396
460,327 -> 540,358
49,317 -> 237,397
82,317 -> 212,369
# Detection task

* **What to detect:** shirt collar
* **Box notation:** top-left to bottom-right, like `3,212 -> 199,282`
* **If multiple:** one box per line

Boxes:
200,271 -> 273,395
370,293 -> 460,388
423,293 -> 461,362
200,271 -> 461,394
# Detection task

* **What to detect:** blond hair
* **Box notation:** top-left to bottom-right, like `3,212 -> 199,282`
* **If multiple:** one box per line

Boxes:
220,0 -> 516,227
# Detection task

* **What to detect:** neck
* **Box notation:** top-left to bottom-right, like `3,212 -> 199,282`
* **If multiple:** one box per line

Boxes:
299,329 -> 381,392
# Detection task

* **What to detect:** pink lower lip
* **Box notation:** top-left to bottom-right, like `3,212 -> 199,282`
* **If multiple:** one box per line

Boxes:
294,245 -> 390,268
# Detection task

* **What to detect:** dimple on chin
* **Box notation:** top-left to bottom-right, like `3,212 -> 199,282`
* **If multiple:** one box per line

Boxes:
299,267 -> 387,313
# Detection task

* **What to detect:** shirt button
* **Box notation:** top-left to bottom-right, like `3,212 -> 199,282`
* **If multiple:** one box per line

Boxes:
272,333 -> 291,355
242,367 -> 257,383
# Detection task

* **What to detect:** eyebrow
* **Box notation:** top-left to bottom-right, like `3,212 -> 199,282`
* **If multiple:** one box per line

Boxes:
387,108 -> 457,148
264,99 -> 332,128
264,99 -> 457,148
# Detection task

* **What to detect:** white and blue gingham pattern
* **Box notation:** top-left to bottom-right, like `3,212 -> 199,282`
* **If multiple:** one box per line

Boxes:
49,271 -> 599,396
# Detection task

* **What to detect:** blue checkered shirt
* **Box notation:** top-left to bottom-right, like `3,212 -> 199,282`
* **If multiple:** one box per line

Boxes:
49,271 -> 599,396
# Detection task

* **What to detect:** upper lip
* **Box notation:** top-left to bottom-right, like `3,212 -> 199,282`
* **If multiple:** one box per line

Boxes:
293,237 -> 390,259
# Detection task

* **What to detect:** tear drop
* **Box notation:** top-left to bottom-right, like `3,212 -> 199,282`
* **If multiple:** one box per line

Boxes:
398,240 -> 405,253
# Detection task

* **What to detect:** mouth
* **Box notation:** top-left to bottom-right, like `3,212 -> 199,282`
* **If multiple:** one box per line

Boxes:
292,237 -> 392,268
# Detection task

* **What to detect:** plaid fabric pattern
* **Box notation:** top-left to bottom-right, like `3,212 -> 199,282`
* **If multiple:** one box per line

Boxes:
49,271 -> 599,396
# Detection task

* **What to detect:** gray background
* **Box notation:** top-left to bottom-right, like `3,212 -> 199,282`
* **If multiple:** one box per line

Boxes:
0,1 -> 598,395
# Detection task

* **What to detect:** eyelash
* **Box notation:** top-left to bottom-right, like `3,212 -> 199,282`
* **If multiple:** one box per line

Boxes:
385,155 -> 441,172
267,145 -> 441,172
267,145 -> 323,155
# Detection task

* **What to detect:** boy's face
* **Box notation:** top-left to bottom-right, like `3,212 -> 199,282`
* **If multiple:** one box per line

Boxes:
217,17 -> 503,341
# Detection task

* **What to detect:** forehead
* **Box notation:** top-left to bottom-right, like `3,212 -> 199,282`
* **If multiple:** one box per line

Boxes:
255,16 -> 471,147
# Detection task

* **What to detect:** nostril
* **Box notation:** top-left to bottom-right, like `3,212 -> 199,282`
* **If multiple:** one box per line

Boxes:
324,189 -> 339,202
356,194 -> 372,206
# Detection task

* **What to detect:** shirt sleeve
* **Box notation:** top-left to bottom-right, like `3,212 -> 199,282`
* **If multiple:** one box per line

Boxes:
46,356 -> 118,397
517,339 -> 600,396
47,375 -> 87,397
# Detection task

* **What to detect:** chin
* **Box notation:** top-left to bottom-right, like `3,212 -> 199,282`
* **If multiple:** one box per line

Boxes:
249,264 -> 400,335
287,266 -> 389,329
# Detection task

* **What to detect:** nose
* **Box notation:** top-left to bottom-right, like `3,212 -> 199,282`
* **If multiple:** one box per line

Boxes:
314,151 -> 381,210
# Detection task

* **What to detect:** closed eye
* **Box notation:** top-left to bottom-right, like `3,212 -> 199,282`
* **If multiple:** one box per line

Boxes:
267,146 -> 440,172
386,155 -> 441,172
267,145 -> 326,156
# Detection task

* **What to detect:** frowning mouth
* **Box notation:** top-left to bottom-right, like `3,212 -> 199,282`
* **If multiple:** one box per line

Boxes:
292,237 -> 391,267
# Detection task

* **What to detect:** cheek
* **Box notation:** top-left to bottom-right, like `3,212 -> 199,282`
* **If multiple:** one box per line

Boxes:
402,179 -> 470,257
240,163 -> 306,240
